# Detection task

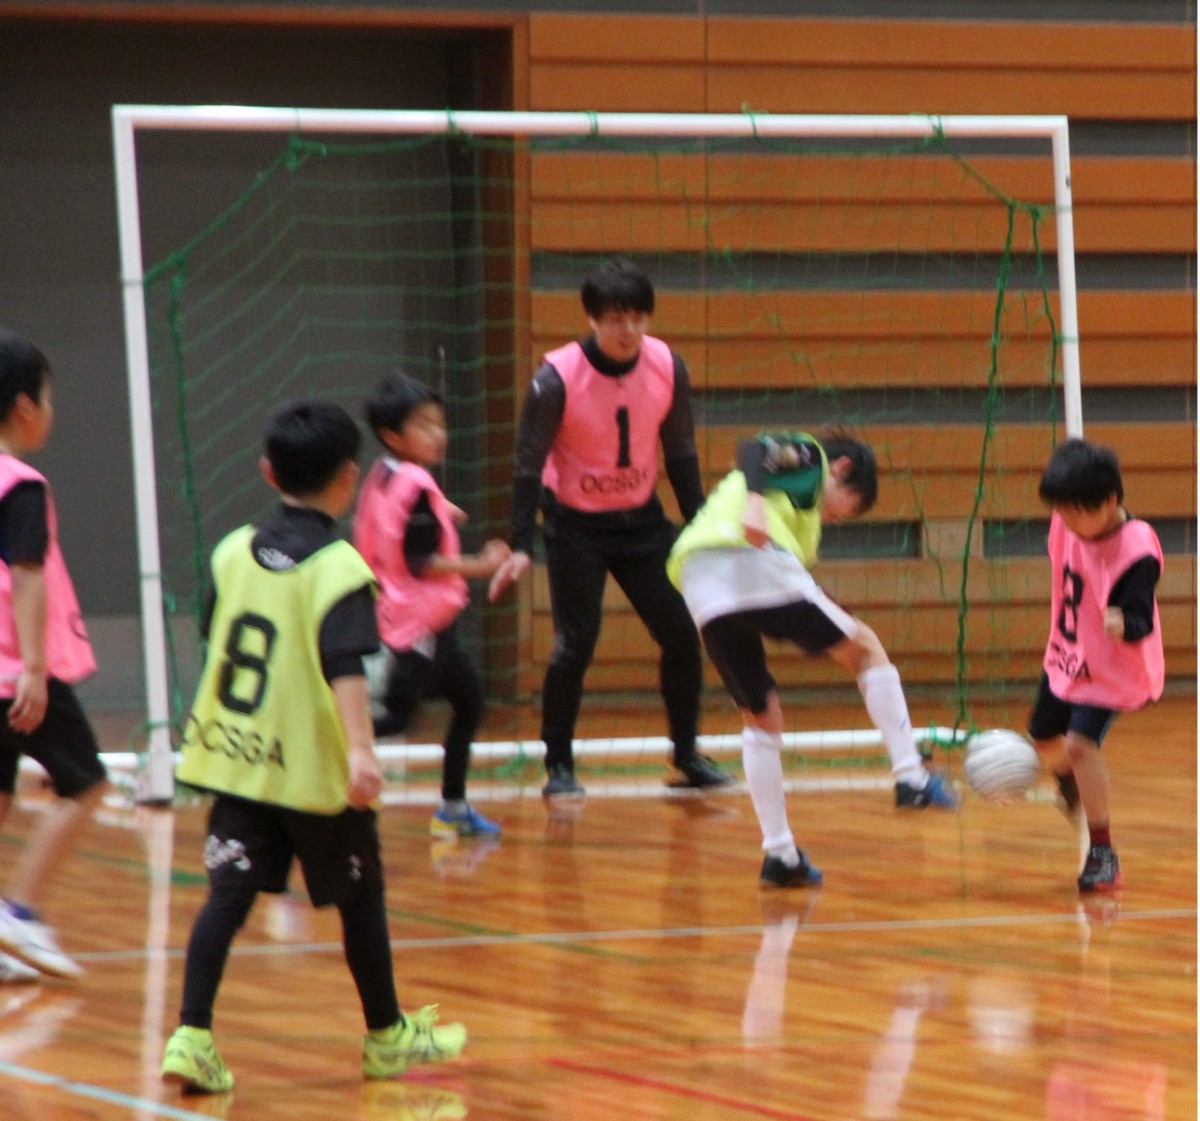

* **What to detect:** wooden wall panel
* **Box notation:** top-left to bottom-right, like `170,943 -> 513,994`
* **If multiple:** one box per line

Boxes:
556,648 -> 1195,691
676,471 -> 1194,522
530,556 -> 1195,615
702,19 -> 1194,72
529,152 -> 1194,255
529,14 -> 706,63
705,67 -> 1192,120
525,557 -> 1196,691
530,601 -> 1196,665
531,63 -> 706,113
519,11 -> 1195,692
529,291 -> 1196,390
702,19 -> 1195,119
697,423 -> 1195,477
528,15 -> 1196,119
529,15 -> 705,112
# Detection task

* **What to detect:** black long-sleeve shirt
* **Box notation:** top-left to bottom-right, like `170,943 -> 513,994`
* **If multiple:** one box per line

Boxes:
0,481 -> 49,566
1108,552 -> 1160,642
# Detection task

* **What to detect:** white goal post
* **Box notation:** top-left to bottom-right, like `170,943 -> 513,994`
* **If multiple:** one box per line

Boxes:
112,106 -> 1083,804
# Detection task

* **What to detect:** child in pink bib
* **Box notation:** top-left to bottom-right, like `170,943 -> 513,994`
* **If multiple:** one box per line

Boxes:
354,374 -> 509,840
0,329 -> 109,981
1027,438 -> 1164,894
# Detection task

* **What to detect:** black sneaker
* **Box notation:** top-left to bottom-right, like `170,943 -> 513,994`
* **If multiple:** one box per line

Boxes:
759,852 -> 824,889
894,773 -> 959,810
666,754 -> 736,790
542,765 -> 585,799
1054,771 -> 1082,821
1078,844 -> 1122,893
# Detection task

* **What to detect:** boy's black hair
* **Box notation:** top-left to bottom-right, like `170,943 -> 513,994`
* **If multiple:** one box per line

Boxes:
363,373 -> 443,446
0,329 -> 51,421
581,259 -> 655,318
265,399 -> 361,497
1038,437 -> 1124,508
821,430 -> 878,513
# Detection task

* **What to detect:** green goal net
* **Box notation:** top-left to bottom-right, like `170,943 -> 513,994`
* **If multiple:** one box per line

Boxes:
118,110 -> 1076,802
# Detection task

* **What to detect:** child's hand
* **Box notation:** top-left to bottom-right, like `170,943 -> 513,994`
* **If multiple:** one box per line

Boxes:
7,670 -> 48,734
347,747 -> 384,809
479,539 -> 512,577
488,550 -> 531,602
1104,606 -> 1125,640
448,502 -> 468,526
742,493 -> 768,549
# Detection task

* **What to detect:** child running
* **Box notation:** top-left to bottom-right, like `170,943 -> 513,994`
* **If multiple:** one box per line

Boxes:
1028,437 -> 1164,892
354,373 -> 509,838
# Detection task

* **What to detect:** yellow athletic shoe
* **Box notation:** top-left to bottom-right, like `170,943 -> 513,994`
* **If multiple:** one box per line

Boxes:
362,1006 -> 467,1079
161,1025 -> 234,1094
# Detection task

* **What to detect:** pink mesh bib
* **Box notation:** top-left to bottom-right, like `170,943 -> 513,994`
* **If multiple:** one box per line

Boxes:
541,336 -> 674,512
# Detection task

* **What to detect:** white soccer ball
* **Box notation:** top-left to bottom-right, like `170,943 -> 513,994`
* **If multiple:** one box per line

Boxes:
964,729 -> 1041,804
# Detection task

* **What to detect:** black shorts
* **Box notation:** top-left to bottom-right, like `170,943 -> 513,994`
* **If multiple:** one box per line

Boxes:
700,601 -> 851,716
1027,672 -> 1118,747
204,794 -> 385,909
0,678 -> 106,797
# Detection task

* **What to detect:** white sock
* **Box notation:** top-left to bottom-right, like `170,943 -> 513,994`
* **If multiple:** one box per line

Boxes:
742,726 -> 797,860
857,663 -> 926,787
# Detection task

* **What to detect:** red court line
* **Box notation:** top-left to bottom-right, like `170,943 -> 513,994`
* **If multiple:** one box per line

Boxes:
548,1058 -> 824,1121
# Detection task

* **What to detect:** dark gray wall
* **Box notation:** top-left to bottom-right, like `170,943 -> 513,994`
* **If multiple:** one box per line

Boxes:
0,21 -> 503,702
0,22 -> 489,617
1,1 -> 1193,17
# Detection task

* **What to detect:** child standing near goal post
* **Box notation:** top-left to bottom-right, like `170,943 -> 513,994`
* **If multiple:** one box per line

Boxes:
354,372 -> 509,839
1028,437 -> 1164,893
162,400 -> 466,1094
0,329 -> 109,981
667,430 -> 958,891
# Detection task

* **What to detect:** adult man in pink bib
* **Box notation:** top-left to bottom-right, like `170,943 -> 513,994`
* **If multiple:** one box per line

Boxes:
490,260 -> 733,798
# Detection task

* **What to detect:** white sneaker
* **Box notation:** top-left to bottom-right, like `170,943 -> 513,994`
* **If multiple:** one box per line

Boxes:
0,907 -> 84,979
0,952 -> 40,983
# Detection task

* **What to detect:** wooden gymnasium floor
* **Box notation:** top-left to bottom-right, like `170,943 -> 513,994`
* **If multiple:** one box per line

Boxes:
0,690 -> 1194,1121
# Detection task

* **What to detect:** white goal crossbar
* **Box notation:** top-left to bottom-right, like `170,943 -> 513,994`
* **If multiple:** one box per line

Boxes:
111,107 -> 1083,803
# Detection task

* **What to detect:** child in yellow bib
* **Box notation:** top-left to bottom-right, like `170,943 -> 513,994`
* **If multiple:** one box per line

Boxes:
669,431 -> 958,891
163,400 -> 467,1095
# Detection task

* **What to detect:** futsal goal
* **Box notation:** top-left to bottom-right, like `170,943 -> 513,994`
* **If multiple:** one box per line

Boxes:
112,107 -> 1082,804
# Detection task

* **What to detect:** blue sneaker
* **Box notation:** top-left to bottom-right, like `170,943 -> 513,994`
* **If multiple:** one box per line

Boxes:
429,804 -> 502,838
895,772 -> 959,810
